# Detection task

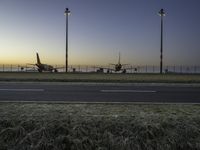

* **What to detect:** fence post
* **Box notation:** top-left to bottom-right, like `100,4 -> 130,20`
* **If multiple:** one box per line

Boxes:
153,65 -> 155,73
173,65 -> 175,73
145,65 -> 147,73
86,66 -> 88,72
131,66 -> 133,74
180,65 -> 182,73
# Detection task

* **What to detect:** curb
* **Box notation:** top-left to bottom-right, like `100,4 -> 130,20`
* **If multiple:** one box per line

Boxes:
0,101 -> 200,105
0,81 -> 200,87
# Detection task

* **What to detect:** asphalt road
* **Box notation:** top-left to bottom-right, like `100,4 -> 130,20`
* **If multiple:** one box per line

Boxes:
0,82 -> 199,103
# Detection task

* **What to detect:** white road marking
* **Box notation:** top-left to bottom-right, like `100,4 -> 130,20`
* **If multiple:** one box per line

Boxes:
100,90 -> 156,93
0,89 -> 44,92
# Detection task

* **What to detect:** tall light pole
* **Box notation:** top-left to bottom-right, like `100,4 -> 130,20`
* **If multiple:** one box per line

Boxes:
158,8 -> 165,74
64,8 -> 70,72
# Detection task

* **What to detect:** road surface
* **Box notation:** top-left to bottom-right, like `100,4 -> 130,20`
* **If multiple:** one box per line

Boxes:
0,82 -> 199,103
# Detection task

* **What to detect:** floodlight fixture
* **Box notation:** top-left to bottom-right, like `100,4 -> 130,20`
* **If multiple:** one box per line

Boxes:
158,8 -> 165,17
64,8 -> 70,16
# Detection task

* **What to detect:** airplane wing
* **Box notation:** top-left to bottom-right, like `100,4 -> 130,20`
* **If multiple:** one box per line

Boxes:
25,68 -> 38,72
92,66 -> 115,73
18,65 -> 37,71
123,66 -> 138,71
121,64 -> 133,69
26,63 -> 36,66
102,67 -> 115,71
121,64 -> 129,66
53,66 -> 65,69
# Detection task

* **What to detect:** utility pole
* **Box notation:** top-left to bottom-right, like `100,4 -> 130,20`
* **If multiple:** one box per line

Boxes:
158,9 -> 165,74
64,8 -> 70,72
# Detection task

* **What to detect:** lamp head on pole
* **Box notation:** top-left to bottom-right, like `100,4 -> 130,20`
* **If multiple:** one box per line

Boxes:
158,8 -> 165,17
64,8 -> 70,16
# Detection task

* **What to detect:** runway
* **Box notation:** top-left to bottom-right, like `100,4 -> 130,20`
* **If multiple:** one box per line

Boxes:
0,82 -> 199,103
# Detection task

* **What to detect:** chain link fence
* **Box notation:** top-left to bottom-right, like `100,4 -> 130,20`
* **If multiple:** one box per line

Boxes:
0,64 -> 200,74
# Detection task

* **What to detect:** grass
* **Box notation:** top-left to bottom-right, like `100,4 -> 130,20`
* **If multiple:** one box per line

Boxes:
0,72 -> 200,83
0,103 -> 200,149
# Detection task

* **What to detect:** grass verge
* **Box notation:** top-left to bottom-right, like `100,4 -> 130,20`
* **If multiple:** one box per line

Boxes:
0,103 -> 200,149
0,72 -> 200,83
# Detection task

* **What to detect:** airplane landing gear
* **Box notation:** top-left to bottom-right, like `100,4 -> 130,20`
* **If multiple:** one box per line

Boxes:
122,69 -> 126,73
38,69 -> 42,73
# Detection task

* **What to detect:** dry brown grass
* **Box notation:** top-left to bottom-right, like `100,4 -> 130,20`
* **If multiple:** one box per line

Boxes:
0,103 -> 200,149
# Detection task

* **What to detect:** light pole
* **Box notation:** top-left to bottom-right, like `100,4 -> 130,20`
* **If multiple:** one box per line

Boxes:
64,8 -> 70,73
158,8 -> 165,74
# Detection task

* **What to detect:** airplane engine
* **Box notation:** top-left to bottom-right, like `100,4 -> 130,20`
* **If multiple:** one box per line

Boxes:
122,69 -> 126,73
38,69 -> 42,72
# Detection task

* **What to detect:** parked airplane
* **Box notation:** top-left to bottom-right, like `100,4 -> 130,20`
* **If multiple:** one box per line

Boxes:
27,53 -> 59,72
110,52 -> 129,73
98,53 -> 133,73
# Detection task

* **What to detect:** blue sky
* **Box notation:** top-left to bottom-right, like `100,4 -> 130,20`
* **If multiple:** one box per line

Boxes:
0,0 -> 200,66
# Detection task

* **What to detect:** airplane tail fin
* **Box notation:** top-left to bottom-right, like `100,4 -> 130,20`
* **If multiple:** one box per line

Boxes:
36,53 -> 41,64
118,52 -> 121,64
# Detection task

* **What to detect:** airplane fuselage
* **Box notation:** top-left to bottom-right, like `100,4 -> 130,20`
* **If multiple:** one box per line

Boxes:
36,63 -> 54,72
115,63 -> 122,72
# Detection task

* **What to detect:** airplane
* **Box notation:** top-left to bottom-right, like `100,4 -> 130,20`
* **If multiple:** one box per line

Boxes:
109,52 -> 129,73
98,53 -> 133,73
26,53 -> 59,72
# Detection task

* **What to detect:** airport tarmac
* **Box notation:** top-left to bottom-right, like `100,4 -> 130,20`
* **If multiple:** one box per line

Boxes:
0,82 -> 199,103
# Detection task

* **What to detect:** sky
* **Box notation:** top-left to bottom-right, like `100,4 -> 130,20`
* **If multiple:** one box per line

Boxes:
0,0 -> 200,66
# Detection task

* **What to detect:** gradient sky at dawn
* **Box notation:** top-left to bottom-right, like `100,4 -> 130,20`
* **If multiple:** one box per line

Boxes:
0,0 -> 200,66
